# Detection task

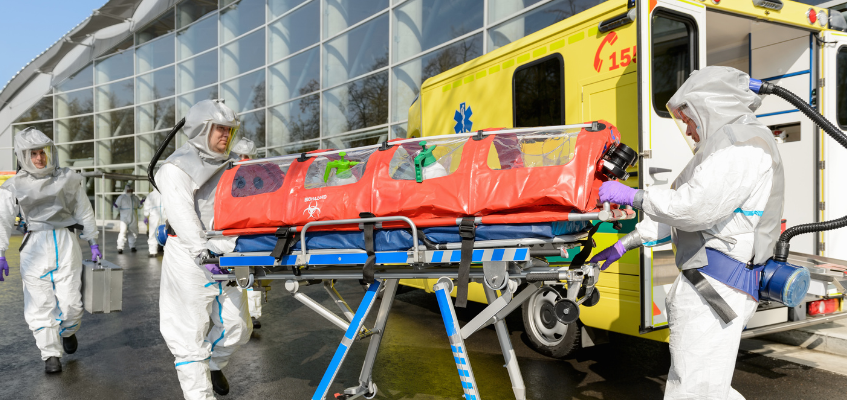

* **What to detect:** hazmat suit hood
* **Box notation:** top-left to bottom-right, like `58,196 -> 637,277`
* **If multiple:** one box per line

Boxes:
667,67 -> 763,153
185,99 -> 239,162
15,127 -> 58,178
664,66 -> 784,267
231,138 -> 257,158
164,99 -> 240,187
5,128 -> 86,231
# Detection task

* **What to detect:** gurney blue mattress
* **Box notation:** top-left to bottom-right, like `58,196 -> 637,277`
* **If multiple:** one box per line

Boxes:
233,221 -> 589,253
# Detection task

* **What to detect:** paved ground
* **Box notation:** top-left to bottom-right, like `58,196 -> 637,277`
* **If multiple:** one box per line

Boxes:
2,233 -> 847,399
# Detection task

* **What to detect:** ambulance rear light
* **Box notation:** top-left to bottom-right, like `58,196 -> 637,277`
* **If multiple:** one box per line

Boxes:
752,0 -> 783,11
808,8 -> 818,24
808,298 -> 839,316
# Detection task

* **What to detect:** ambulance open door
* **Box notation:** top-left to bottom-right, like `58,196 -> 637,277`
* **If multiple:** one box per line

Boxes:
821,31 -> 847,260
635,0 -> 706,332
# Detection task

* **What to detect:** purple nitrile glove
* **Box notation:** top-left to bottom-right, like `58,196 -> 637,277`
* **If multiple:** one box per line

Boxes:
205,264 -> 227,281
598,180 -> 638,207
90,244 -> 102,261
590,241 -> 627,270
144,217 -> 149,225
0,257 -> 8,282
112,202 -> 118,208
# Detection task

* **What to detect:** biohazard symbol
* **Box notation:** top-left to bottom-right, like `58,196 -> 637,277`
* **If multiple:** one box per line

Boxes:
303,201 -> 321,219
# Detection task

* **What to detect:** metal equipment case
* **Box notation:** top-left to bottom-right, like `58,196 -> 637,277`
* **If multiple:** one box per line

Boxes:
82,259 -> 123,314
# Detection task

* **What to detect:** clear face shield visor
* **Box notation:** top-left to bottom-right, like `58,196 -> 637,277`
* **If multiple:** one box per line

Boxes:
667,102 -> 699,153
26,146 -> 54,170
207,123 -> 240,155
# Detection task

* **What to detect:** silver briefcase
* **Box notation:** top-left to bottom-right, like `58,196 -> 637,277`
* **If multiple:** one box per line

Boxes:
81,259 -> 123,314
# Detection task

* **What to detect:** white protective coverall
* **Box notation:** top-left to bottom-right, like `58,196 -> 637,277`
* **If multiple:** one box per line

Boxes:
0,128 -> 99,360
157,99 -> 250,400
623,67 -> 784,399
115,185 -> 140,251
143,189 -> 166,255
230,138 -> 263,319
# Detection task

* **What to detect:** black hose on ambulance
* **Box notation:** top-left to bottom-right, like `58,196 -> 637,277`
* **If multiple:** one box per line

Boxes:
750,79 -> 847,262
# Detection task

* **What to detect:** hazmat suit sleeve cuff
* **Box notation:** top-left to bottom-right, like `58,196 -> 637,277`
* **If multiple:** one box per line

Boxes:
619,231 -> 643,251
633,190 -> 645,209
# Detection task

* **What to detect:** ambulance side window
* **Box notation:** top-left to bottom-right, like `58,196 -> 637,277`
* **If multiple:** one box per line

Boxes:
512,54 -> 565,127
837,47 -> 847,128
652,11 -> 697,118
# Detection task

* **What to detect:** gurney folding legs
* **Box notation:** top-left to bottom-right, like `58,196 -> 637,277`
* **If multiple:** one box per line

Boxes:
341,279 -> 400,399
312,281 -> 382,400
286,280 -> 350,332
434,278 -> 480,400
324,280 -> 357,322
483,286 -> 527,400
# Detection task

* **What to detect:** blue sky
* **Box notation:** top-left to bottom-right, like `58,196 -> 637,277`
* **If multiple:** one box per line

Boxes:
0,0 -> 108,88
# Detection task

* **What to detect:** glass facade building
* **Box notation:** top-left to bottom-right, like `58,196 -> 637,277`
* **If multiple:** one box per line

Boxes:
5,0 -> 598,218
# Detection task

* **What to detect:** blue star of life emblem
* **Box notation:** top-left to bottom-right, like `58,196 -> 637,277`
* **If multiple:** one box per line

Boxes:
453,102 -> 473,133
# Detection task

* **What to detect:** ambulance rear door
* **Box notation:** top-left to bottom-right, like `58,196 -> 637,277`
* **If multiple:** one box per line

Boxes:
636,0 -> 706,332
820,30 -> 847,260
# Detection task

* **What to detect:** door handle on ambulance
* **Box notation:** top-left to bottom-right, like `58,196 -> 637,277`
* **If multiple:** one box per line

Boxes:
648,167 -> 672,175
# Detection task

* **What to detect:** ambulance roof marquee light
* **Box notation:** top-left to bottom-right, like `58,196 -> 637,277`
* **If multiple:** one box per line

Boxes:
752,0 -> 784,11
808,8 -> 817,24
818,10 -> 828,27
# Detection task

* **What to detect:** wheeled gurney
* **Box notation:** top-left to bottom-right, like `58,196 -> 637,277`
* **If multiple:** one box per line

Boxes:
205,122 -> 638,399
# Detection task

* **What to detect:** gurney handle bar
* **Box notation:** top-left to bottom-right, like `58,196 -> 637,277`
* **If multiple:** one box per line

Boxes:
301,216 -> 419,263
212,266 -> 581,281
568,203 -> 635,222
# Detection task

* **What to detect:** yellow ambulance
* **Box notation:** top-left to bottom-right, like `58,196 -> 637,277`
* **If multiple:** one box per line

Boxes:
405,0 -> 847,357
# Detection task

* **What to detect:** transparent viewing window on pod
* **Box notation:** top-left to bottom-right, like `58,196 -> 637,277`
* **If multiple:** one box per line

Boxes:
389,137 -> 466,181
487,127 -> 580,170
304,148 -> 375,189
231,160 -> 291,198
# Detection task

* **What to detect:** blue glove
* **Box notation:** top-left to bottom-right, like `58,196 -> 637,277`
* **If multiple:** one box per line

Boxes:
0,257 -> 8,282
590,241 -> 627,270
144,217 -> 149,225
598,181 -> 638,207
90,244 -> 102,261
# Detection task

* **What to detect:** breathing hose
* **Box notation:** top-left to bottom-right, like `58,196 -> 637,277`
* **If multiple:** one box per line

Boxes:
146,118 -> 185,191
752,80 -> 847,261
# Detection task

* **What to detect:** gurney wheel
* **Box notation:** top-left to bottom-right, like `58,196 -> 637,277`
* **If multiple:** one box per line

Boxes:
364,383 -> 378,399
521,286 -> 581,359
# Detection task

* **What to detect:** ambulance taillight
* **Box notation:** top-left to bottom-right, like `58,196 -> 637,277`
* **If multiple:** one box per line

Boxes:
807,298 -> 839,316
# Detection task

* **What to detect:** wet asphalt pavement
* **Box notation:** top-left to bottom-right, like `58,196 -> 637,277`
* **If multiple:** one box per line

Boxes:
2,232 -> 847,400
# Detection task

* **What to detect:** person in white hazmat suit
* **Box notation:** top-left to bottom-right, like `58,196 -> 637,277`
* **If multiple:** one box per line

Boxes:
591,66 -> 784,399
230,138 -> 266,330
157,99 -> 251,399
0,127 -> 102,373
143,188 -> 166,257
114,184 -> 141,253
